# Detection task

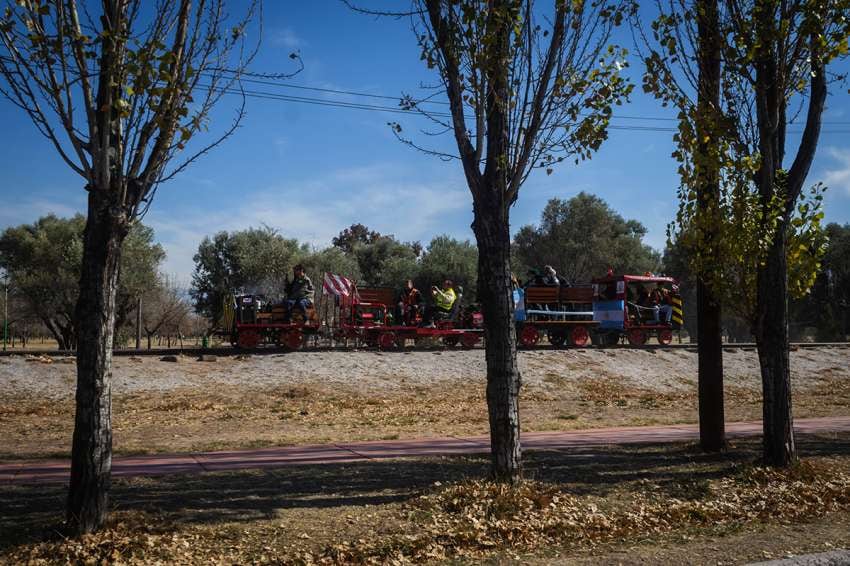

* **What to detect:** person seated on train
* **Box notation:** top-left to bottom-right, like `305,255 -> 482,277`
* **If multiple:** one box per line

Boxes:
624,285 -> 638,319
656,288 -> 674,324
397,279 -> 423,325
284,264 -> 314,320
423,279 -> 457,326
542,265 -> 560,286
636,285 -> 654,322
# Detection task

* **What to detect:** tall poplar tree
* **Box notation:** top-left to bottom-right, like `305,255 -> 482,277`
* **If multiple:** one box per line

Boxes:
349,0 -> 632,480
641,0 -> 848,465
0,0 -> 277,532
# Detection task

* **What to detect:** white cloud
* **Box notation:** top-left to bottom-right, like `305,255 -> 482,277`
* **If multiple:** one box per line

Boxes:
823,147 -> 850,196
0,197 -> 83,227
147,163 -> 470,285
270,27 -> 304,49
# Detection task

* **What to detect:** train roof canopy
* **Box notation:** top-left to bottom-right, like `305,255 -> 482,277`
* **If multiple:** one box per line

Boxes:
591,274 -> 677,285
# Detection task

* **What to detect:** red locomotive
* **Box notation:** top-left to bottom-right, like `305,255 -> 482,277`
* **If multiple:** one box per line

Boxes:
218,293 -> 320,350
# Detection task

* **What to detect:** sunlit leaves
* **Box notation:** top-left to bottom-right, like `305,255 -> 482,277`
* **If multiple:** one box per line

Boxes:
642,0 -> 846,326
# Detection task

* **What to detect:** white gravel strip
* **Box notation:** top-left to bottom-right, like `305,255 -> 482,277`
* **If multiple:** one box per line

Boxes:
0,347 -> 847,399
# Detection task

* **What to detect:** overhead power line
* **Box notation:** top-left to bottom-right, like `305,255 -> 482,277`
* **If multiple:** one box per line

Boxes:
211,71 -> 850,126
197,83 -> 850,135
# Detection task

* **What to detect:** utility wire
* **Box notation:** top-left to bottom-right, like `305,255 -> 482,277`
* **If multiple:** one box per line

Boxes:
211,70 -> 850,126
196,83 -> 850,134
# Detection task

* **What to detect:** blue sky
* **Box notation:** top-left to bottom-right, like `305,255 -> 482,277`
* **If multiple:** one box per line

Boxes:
1,1 -> 848,285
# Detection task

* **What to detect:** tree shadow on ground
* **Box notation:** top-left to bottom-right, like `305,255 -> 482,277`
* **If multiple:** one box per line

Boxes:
1,433 -> 848,550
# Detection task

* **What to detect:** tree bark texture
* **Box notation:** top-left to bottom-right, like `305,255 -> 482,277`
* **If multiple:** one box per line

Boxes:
697,281 -> 725,451
695,0 -> 725,452
755,229 -> 795,466
750,11 -> 826,467
135,296 -> 142,350
67,190 -> 127,534
473,202 -> 522,483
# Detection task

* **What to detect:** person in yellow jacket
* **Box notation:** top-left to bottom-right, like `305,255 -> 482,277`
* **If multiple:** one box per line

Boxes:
425,279 -> 457,326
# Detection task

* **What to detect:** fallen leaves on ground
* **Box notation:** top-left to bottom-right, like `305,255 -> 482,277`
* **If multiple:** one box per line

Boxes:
6,458 -> 849,565
306,459 -> 850,564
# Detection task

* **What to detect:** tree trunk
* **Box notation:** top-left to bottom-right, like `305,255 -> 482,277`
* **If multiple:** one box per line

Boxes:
697,281 -> 725,450
67,191 -> 127,534
756,228 -> 795,466
473,202 -> 522,483
135,297 -> 142,350
42,318 -> 67,350
62,324 -> 77,351
695,0 -> 725,452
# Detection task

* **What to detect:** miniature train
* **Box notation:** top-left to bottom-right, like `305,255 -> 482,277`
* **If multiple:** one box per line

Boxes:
215,272 -> 683,350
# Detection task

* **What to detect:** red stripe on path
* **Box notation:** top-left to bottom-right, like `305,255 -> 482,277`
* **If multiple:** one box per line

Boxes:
3,417 -> 849,485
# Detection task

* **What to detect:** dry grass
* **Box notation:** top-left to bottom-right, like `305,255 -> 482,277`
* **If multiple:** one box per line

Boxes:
2,365 -> 850,459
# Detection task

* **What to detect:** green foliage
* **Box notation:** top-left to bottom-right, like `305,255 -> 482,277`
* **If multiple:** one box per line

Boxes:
332,223 -> 384,254
418,236 -> 478,300
514,193 -> 660,283
190,227 -> 305,321
0,214 -> 164,347
298,247 -> 362,293
640,0 -> 845,327
670,168 -> 828,323
406,0 -> 633,204
790,223 -> 850,340
351,236 -> 419,287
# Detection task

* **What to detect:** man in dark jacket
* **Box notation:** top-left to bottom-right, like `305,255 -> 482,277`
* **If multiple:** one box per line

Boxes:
397,279 -> 423,325
285,264 -> 314,320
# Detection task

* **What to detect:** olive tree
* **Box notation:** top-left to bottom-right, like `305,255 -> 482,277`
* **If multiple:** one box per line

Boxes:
514,193 -> 661,283
0,214 -> 164,350
0,0 -> 274,532
191,227 -> 306,323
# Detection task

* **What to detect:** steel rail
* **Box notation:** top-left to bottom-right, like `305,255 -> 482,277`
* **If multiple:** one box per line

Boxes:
1,342 -> 848,358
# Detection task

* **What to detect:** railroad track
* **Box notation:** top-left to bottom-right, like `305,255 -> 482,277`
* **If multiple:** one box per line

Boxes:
1,341 -> 847,358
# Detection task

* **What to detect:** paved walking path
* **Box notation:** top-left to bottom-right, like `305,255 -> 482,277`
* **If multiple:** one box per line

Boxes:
3,417 -> 849,485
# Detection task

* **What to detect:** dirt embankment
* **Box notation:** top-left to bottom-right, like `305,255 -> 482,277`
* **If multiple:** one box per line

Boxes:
0,347 -> 847,458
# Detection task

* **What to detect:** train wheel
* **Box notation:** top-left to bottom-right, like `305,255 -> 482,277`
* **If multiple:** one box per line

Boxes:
283,329 -> 303,351
520,325 -> 540,348
442,336 -> 459,348
657,328 -> 673,345
461,333 -> 480,349
571,326 -> 590,347
548,330 -> 567,348
627,329 -> 647,346
237,329 -> 261,350
378,332 -> 398,350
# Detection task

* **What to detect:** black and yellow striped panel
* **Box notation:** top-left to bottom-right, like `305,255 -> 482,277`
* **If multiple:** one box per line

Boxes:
671,295 -> 684,327
220,294 -> 236,331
